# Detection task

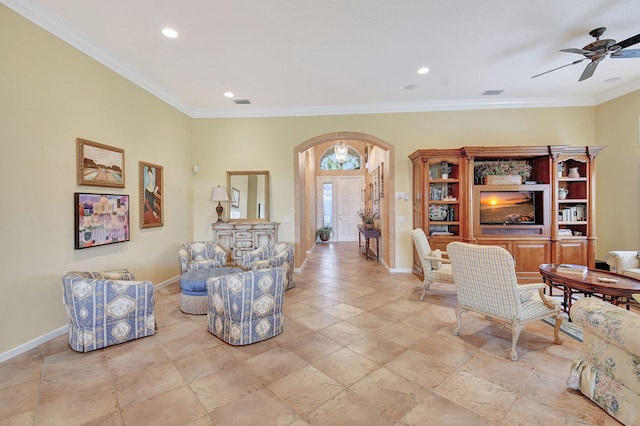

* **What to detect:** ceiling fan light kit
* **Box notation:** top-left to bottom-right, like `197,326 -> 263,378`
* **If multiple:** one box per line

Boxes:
532,27 -> 640,81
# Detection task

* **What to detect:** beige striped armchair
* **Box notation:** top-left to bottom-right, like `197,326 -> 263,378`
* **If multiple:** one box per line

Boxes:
410,228 -> 454,301
446,242 -> 563,361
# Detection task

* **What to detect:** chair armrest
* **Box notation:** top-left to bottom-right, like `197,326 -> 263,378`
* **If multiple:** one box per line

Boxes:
101,269 -> 135,280
517,283 -> 547,290
517,283 -> 556,309
605,251 -> 640,273
423,255 -> 451,264
571,298 -> 640,355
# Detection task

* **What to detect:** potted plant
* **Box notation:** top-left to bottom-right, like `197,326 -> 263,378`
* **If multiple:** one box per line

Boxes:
357,208 -> 379,229
316,227 -> 332,242
475,160 -> 532,185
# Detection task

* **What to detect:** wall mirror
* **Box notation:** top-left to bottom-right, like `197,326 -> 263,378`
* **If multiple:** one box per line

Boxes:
226,170 -> 270,222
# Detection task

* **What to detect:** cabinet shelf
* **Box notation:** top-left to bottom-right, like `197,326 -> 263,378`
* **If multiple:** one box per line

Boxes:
558,177 -> 587,182
559,199 -> 587,203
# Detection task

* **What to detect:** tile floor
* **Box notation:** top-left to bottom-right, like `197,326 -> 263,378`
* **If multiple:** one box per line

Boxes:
0,242 -> 621,425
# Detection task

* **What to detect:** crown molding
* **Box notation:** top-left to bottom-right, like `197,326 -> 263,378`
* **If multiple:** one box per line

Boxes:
3,0 -> 635,119
191,96 -> 595,118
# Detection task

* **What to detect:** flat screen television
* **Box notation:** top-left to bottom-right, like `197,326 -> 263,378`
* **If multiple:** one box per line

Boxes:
479,191 -> 536,225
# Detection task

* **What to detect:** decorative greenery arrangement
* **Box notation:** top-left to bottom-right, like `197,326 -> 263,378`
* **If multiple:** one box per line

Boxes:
357,208 -> 379,224
475,160 -> 532,179
316,227 -> 332,241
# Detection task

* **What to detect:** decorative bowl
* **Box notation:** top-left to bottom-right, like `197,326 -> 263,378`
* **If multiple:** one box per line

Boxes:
429,205 -> 448,221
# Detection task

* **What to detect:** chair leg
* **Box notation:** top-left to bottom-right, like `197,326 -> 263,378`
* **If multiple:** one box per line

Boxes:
552,313 -> 563,345
452,304 -> 464,336
509,321 -> 523,361
420,278 -> 432,301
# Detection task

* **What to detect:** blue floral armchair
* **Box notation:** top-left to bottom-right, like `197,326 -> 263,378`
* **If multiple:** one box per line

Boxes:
242,242 -> 295,290
568,298 -> 640,425
178,241 -> 228,273
207,267 -> 286,345
61,270 -> 155,352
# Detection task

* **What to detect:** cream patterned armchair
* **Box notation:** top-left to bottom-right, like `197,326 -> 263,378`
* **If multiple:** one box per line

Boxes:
178,241 -> 228,273
605,250 -> 640,280
446,242 -> 563,361
242,242 -> 295,290
207,267 -> 286,345
61,270 -> 155,352
410,228 -> 454,300
568,298 -> 640,425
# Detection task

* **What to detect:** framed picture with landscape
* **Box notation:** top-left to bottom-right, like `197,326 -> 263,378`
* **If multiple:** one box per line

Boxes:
76,138 -> 125,188
139,161 -> 163,228
75,193 -> 130,249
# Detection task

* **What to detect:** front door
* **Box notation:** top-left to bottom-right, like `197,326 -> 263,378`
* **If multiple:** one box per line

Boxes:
316,176 -> 364,242
336,176 -> 363,241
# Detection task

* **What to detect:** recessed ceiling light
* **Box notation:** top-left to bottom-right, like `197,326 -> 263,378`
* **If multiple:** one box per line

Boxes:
223,92 -> 234,98
417,67 -> 430,75
162,28 -> 178,38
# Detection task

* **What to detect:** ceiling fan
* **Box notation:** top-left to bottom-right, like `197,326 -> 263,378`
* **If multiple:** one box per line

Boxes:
532,27 -> 640,81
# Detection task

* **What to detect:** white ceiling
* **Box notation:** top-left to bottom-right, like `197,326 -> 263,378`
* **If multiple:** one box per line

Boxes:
6,0 -> 640,117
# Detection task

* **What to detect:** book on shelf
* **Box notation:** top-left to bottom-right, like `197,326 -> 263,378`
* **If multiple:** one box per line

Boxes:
556,264 -> 588,276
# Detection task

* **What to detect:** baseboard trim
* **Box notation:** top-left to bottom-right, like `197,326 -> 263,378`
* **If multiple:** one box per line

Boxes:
0,325 -> 68,363
155,274 -> 180,289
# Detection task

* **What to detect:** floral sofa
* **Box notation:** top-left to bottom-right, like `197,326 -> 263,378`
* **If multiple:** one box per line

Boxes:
567,298 -> 640,425
605,250 -> 640,280
207,267 -> 286,345
242,242 -> 295,290
61,270 -> 156,352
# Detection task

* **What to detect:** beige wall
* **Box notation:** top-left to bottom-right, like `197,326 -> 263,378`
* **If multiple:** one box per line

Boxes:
2,4 -> 639,357
595,90 -> 640,253
0,6 -> 193,353
191,108 -> 598,270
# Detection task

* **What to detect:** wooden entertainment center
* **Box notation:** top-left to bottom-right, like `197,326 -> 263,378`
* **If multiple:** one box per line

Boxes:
410,145 -> 604,282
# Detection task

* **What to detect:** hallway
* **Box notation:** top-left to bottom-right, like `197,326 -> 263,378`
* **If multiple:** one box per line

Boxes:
0,243 -> 614,425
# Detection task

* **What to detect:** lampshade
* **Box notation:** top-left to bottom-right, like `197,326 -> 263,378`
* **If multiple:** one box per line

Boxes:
210,186 -> 230,202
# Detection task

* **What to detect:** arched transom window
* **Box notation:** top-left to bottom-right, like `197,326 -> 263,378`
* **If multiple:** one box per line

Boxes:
320,143 -> 361,170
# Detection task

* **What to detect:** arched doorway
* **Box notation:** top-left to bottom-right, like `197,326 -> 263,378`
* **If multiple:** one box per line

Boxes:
293,132 -> 396,269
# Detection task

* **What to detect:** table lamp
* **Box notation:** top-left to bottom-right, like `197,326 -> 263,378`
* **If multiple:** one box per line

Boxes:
210,186 -> 230,222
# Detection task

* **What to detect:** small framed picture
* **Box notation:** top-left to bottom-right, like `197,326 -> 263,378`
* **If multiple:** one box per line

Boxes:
76,138 -> 125,188
75,193 -> 130,249
231,187 -> 240,208
139,161 -> 163,228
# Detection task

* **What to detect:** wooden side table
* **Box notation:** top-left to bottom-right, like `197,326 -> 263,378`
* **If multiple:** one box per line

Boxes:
357,225 -> 380,261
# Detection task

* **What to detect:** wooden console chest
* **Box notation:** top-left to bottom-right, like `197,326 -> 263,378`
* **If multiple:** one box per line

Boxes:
212,221 -> 280,266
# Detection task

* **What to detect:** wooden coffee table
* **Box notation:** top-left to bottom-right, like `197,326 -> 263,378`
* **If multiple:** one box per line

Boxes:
539,263 -> 640,314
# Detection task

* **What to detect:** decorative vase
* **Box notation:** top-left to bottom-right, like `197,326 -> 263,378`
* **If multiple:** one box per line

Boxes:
365,223 -> 374,229
568,167 -> 580,178
483,175 -> 522,185
558,188 -> 569,200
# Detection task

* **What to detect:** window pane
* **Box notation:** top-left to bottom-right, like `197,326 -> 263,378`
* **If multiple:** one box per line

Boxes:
322,183 -> 333,228
320,146 -> 361,170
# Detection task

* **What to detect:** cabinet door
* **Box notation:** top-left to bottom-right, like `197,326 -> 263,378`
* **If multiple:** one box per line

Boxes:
556,240 -> 587,265
512,240 -> 550,273
255,231 -> 275,248
215,231 -> 234,252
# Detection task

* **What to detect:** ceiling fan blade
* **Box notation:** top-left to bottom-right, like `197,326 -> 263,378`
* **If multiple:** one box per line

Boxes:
613,33 -> 640,50
531,59 -> 585,79
578,57 -> 604,81
610,48 -> 640,58
560,48 -> 595,56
